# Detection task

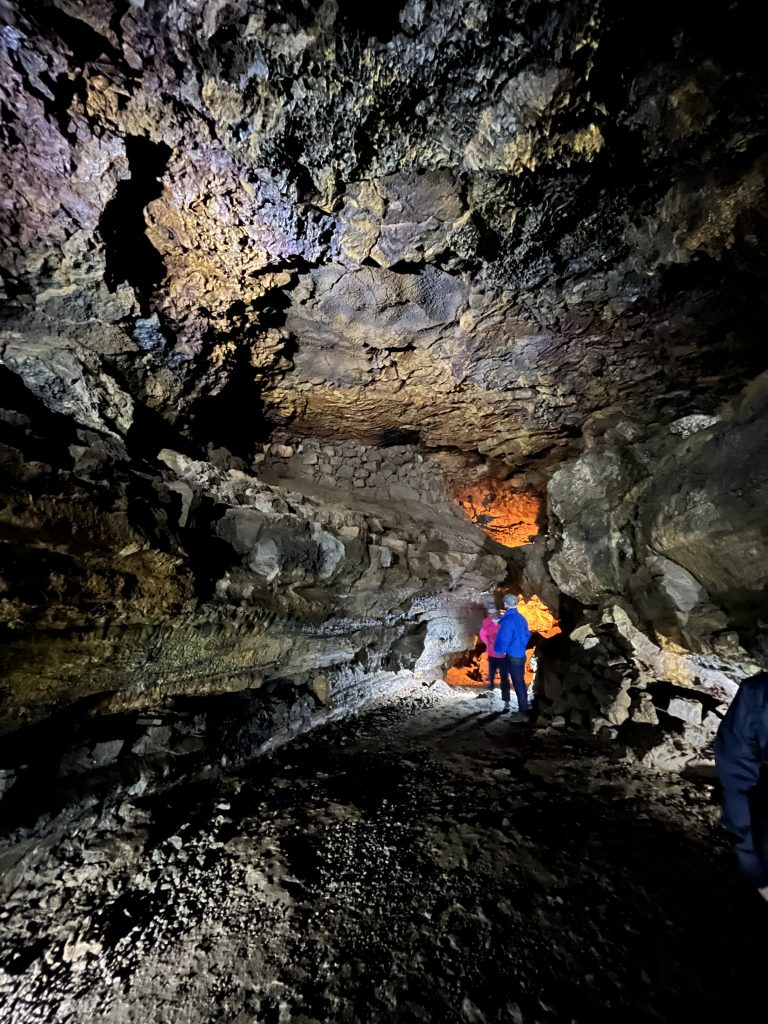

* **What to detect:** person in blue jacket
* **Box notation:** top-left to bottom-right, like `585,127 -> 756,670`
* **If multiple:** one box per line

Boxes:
493,594 -> 531,716
714,672 -> 768,900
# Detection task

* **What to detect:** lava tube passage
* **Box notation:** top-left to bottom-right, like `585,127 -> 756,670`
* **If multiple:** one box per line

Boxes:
2,1 -> 768,1020
453,477 -> 544,548
446,595 -> 561,690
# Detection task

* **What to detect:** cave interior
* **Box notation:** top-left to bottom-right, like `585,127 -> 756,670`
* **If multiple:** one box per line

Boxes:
1,0 -> 768,1020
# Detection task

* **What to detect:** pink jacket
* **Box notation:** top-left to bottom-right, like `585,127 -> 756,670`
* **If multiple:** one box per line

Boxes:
479,616 -> 502,658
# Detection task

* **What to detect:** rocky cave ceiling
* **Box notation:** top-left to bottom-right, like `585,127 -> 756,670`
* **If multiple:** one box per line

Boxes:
1,0 -> 768,741
3,10 -> 768,1010
2,0 -> 767,467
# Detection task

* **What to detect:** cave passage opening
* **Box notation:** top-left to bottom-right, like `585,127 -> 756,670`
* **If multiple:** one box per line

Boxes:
445,592 -> 561,692
446,476 -> 561,693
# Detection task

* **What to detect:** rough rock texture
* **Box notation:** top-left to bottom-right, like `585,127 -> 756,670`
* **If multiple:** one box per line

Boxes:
257,436 -> 456,506
2,0 -> 767,458
1,689 -> 762,1024
2,0 -> 768,777
547,374 -> 768,657
0,382 -> 506,734
536,375 -> 768,764
536,606 -> 738,772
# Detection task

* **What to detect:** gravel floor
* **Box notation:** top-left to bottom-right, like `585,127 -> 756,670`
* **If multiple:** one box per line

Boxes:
0,685 -> 764,1024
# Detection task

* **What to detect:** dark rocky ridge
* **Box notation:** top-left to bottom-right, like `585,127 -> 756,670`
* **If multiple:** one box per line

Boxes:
1,0 -> 768,785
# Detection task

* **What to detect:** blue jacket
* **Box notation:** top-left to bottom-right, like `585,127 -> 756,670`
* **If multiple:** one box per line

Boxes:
494,608 -> 531,659
714,673 -> 768,886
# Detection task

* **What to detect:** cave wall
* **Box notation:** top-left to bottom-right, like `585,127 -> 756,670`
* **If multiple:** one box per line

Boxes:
0,402 -> 507,735
1,0 -> 768,785
535,373 -> 768,768
256,437 -> 455,506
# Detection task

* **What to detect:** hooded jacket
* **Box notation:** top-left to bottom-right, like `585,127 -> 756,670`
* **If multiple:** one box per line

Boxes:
714,672 -> 768,886
479,616 -> 502,658
494,607 -> 531,659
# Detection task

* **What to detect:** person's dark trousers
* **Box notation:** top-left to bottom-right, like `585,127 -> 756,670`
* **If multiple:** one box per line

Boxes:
506,656 -> 529,713
498,658 -> 511,703
487,656 -> 505,690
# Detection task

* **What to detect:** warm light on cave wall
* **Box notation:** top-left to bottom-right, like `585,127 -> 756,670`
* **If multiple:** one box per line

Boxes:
446,595 -> 560,688
448,477 -> 559,689
515,595 -> 560,639
453,477 -> 542,548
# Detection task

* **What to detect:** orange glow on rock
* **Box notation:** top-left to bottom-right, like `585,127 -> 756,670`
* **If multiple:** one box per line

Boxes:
452,478 -> 543,547
446,652 -> 490,688
516,594 -> 560,639
446,650 -> 540,687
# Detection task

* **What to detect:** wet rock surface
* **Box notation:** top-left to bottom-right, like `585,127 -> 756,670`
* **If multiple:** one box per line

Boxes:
1,687 -> 762,1023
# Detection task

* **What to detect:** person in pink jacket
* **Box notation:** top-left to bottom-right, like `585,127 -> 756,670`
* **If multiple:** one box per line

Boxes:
479,606 -> 505,693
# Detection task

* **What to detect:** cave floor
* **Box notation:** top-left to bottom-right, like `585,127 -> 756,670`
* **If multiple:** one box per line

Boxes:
1,685 -> 764,1024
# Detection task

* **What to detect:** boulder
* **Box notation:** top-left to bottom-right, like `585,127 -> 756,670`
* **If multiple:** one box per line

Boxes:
91,740 -> 124,766
630,693 -> 659,726
548,447 -> 644,604
132,726 -> 173,755
639,374 -> 768,628
0,339 -> 133,438
666,697 -> 704,726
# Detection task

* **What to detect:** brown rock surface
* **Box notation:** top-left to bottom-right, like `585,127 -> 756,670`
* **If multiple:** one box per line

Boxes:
1,0 -> 767,760
1,0 -> 766,455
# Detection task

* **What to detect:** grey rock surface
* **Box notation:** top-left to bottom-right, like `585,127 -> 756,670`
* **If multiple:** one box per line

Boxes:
546,374 -> 768,664
0,688 -> 750,1023
0,0 -> 767,777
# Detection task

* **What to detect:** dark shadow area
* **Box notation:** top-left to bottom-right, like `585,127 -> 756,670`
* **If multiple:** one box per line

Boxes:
125,398 -> 201,463
384,260 -> 425,275
376,427 -> 421,448
177,497 -> 241,600
383,621 -> 428,672
188,290 -> 297,455
30,5 -> 121,64
187,348 -> 274,456
335,0 -> 407,42
0,678 -> 315,835
0,690 -> 135,831
0,365 -> 78,469
98,135 -> 171,307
